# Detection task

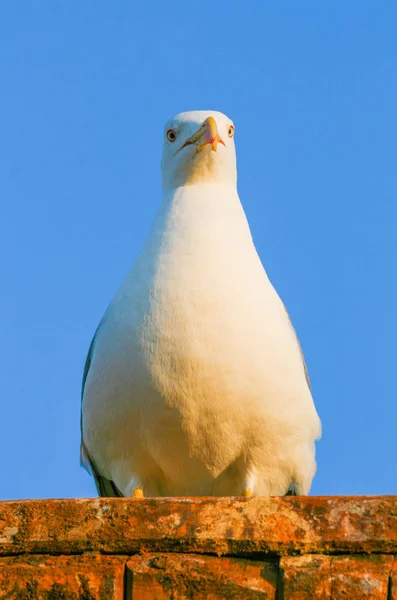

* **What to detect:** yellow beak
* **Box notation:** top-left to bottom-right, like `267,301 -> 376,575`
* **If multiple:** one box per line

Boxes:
180,116 -> 226,153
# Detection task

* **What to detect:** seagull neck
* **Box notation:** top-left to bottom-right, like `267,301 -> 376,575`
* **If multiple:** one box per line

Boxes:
137,182 -> 254,269
162,183 -> 240,209
152,183 -> 252,245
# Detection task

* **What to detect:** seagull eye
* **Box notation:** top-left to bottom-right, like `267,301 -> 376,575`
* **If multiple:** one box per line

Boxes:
228,125 -> 235,138
166,129 -> 177,143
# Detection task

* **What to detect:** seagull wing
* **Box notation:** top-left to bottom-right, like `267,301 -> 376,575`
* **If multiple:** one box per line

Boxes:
282,303 -> 311,391
80,326 -> 124,498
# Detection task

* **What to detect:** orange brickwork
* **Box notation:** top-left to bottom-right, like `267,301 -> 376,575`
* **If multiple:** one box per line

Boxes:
0,496 -> 396,598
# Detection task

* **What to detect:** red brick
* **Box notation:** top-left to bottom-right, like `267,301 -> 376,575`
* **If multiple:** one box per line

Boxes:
126,553 -> 278,599
0,496 -> 396,557
0,554 -> 126,599
279,554 -> 332,599
331,555 -> 393,599
390,558 -> 397,600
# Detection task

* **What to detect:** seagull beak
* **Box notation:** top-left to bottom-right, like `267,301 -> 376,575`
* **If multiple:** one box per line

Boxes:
180,116 -> 226,153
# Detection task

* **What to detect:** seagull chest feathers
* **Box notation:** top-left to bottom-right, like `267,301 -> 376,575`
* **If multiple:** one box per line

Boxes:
81,110 -> 321,498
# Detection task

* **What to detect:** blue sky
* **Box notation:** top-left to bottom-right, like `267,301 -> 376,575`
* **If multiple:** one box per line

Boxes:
1,1 -> 396,500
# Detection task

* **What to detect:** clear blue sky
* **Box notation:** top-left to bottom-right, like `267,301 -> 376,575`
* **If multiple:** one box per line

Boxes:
1,1 -> 396,500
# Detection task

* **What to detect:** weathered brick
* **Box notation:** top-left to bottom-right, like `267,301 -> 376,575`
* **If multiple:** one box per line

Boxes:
331,555 -> 393,599
0,496 -> 396,557
389,558 -> 397,600
0,554 -> 126,600
279,554 -> 332,599
126,553 -> 278,599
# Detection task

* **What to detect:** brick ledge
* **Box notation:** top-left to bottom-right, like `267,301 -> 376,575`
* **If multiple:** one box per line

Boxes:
1,495 -> 396,557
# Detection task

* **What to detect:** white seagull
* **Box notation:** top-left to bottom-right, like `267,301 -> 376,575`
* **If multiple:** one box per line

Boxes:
80,110 -> 321,498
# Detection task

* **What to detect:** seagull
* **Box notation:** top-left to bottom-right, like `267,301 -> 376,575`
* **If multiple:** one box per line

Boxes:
80,110 -> 321,498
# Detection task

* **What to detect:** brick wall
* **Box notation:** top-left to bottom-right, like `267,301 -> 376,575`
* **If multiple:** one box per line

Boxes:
0,496 -> 396,598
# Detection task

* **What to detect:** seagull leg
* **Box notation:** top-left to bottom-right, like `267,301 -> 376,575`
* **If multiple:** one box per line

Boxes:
242,469 -> 256,497
133,488 -> 144,498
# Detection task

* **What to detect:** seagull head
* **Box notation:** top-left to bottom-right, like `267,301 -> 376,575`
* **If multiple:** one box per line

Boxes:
161,110 -> 237,192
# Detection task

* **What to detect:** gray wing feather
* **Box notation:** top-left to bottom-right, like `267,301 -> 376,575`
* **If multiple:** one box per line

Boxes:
282,303 -> 311,497
282,303 -> 311,391
80,323 -> 124,498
